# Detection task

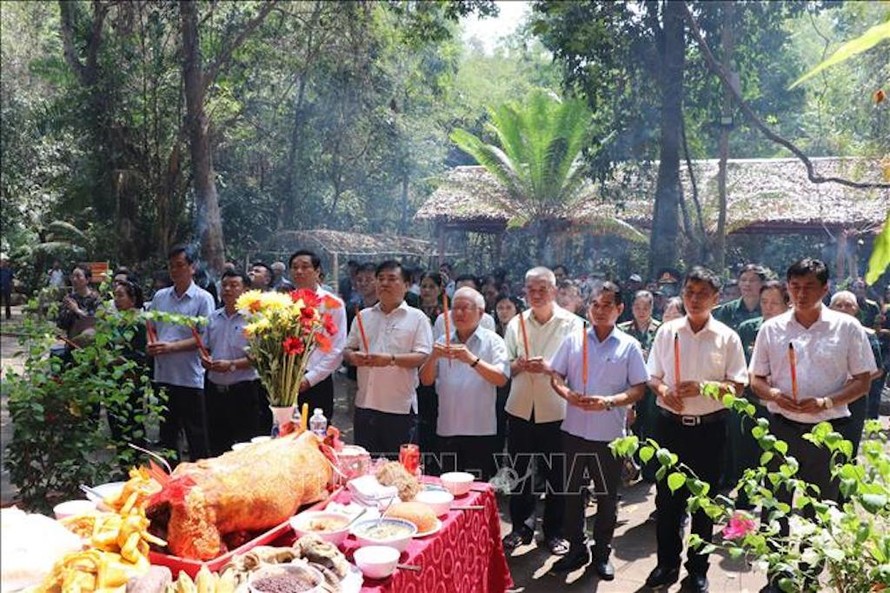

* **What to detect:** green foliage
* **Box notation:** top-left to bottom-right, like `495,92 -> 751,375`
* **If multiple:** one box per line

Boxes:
867,213 -> 890,285
3,300 -> 166,513
610,386 -> 890,593
790,20 -> 890,88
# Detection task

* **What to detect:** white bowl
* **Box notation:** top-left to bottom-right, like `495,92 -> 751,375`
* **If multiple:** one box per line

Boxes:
53,499 -> 97,520
414,489 -> 453,517
440,472 -> 475,496
351,518 -> 417,552
248,563 -> 325,593
353,545 -> 400,579
84,482 -> 126,508
231,442 -> 251,451
289,510 -> 352,545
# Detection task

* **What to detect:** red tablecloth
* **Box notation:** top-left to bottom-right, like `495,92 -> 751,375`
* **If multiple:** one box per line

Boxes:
339,481 -> 513,593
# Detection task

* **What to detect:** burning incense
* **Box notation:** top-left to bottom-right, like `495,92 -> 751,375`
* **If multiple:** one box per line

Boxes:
673,332 -> 681,387
442,292 -> 452,367
581,323 -> 589,397
354,305 -> 370,352
518,312 -> 531,359
788,343 -> 798,403
190,325 -> 210,359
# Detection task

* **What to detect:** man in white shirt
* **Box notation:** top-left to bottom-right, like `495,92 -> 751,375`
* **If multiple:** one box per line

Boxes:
501,266 -> 582,556
419,287 -> 509,480
289,250 -> 347,422
344,260 -> 433,456
547,281 -> 648,579
645,267 -> 748,593
750,258 -> 875,593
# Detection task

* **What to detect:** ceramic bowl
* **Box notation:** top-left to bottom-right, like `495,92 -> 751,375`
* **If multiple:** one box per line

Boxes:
289,510 -> 352,545
353,545 -> 400,579
440,472 -> 474,496
351,518 -> 417,552
414,489 -> 453,517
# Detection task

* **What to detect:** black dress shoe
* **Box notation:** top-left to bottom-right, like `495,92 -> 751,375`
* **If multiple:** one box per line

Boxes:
550,546 -> 590,573
645,565 -> 680,589
502,527 -> 533,551
594,558 -> 615,580
681,573 -> 709,593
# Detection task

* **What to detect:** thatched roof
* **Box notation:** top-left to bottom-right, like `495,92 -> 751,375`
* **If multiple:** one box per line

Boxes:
266,229 -> 438,258
415,157 -> 888,235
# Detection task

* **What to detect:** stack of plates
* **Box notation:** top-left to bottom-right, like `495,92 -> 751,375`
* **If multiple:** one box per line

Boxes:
347,475 -> 398,507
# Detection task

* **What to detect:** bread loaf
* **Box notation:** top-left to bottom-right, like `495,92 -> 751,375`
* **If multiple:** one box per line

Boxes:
386,501 -> 437,533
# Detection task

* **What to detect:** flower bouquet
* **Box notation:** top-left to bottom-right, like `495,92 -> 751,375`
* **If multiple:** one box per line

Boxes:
236,289 -> 340,413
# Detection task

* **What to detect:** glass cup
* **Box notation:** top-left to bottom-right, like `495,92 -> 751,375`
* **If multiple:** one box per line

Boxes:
399,443 -> 420,476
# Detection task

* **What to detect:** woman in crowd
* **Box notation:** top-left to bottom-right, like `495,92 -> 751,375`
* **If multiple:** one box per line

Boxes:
661,296 -> 685,322
106,280 -> 149,467
494,293 -> 524,454
417,272 -> 446,464
56,264 -> 100,348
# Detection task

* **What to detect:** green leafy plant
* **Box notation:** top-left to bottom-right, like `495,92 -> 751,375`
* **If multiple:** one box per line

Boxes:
611,385 -> 890,593
3,299 -> 166,513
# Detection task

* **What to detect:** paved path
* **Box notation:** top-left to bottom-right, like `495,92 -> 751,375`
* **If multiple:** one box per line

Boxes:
2,305 -> 883,592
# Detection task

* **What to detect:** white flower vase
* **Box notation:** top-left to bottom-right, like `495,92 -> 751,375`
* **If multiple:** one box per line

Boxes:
269,405 -> 296,437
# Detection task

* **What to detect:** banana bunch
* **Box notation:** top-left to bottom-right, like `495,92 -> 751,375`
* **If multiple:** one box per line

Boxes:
166,566 -> 236,593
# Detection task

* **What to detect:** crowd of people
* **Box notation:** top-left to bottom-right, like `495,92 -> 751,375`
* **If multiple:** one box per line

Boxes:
42,248 -> 890,593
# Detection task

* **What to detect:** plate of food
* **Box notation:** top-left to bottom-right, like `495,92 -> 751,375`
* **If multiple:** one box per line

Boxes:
84,482 -> 126,509
413,518 -> 442,538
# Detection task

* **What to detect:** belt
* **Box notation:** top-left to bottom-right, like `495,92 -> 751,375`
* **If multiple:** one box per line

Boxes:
773,413 -> 849,429
660,408 -> 729,427
210,380 -> 252,393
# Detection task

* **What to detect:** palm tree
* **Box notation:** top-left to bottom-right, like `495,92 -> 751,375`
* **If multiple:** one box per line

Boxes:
450,89 -> 595,260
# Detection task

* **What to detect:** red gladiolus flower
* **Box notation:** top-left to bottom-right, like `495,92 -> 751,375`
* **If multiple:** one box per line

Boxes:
323,312 -> 337,335
721,512 -> 756,540
283,336 -> 305,355
301,306 -> 316,320
315,332 -> 333,353
323,295 -> 342,309
290,288 -> 320,308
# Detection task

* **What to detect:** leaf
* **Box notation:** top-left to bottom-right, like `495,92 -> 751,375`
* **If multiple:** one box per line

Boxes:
667,472 -> 686,493
866,213 -> 890,285
639,445 -> 655,464
790,21 -> 890,88
860,493 -> 888,514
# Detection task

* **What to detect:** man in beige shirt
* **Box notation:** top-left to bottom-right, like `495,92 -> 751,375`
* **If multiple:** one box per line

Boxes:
501,267 -> 583,556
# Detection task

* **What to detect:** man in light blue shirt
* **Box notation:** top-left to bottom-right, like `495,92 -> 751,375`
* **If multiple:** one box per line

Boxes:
148,244 -> 216,463
547,281 -> 648,579
202,269 -> 261,455
419,287 -> 510,479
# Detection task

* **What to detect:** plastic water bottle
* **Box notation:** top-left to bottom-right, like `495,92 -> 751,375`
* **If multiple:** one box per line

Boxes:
309,408 -> 328,437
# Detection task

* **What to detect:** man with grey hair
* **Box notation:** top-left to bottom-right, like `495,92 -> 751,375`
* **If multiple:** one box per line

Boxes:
828,290 -> 884,456
419,286 -> 510,480
501,266 -> 583,556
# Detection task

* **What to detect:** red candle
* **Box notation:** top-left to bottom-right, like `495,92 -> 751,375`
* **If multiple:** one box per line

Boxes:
354,305 -> 370,352
190,325 -> 210,359
145,320 -> 157,344
581,323 -> 589,396
673,332 -> 681,387
788,343 -> 798,403
518,311 -> 531,358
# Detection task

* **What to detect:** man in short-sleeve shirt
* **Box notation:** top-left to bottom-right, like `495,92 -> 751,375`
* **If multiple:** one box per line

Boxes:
547,282 -> 648,579
149,245 -> 216,464
344,260 -> 432,457
645,267 -> 748,593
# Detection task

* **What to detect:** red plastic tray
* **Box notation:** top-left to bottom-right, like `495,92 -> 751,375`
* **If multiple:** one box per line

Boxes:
149,488 -> 340,578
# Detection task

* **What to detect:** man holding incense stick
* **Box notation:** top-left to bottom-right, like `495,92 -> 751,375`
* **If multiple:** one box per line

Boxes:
750,258 -> 875,593
501,266 -> 582,556
645,267 -> 747,593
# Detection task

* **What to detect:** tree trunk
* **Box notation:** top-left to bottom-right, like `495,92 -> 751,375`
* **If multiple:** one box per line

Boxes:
715,2 -> 734,273
648,0 -> 685,277
179,0 -> 225,274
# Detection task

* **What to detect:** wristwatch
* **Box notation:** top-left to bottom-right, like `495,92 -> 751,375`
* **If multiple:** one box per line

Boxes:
603,397 -> 615,411
228,362 -> 236,372
390,354 -> 396,366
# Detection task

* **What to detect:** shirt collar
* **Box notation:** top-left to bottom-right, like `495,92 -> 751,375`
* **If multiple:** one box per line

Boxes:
589,325 -> 619,345
374,299 -> 410,315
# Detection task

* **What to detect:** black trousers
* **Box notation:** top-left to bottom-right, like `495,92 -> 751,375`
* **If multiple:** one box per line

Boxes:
298,375 -> 334,424
353,407 -> 417,459
255,383 -> 272,437
562,432 -> 622,559
655,412 -> 727,575
156,383 -> 210,465
436,434 -> 498,480
505,413 -> 565,539
206,379 -> 261,456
